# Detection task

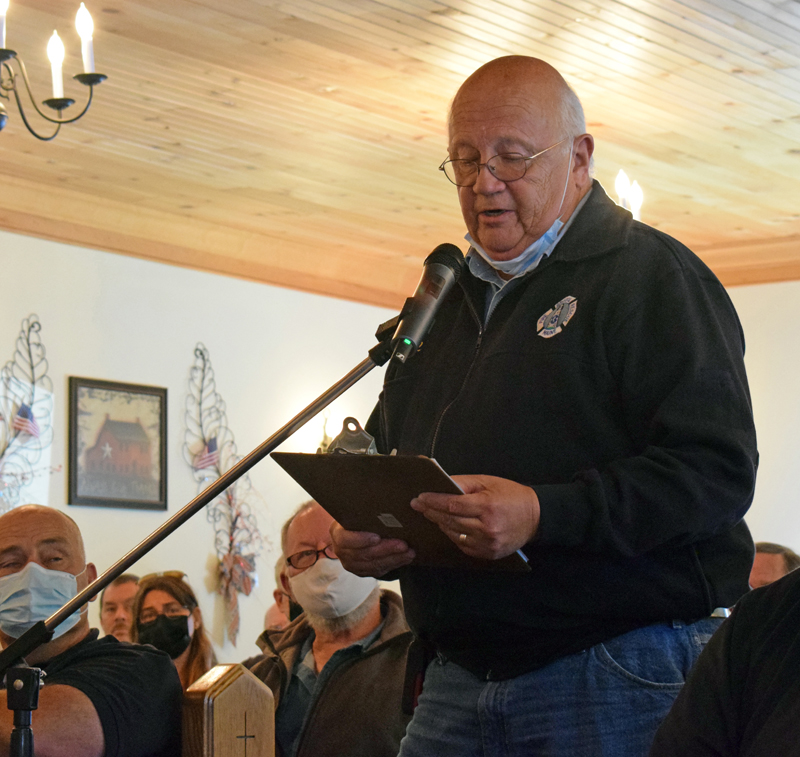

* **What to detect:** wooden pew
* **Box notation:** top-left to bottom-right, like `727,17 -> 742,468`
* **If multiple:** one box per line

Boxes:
183,664 -> 274,757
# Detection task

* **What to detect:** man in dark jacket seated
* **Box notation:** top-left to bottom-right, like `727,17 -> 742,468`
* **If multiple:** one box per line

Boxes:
250,501 -> 413,757
650,567 -> 800,756
0,505 -> 182,757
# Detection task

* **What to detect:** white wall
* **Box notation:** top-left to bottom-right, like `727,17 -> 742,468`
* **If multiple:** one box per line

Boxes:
1,230 -> 799,662
728,281 -> 800,548
0,230 -> 394,662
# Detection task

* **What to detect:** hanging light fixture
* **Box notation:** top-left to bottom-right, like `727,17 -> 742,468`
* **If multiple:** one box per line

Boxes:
615,169 -> 644,221
0,2 -> 106,141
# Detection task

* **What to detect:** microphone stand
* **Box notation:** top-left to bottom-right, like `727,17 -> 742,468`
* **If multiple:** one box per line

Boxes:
0,316 -> 400,757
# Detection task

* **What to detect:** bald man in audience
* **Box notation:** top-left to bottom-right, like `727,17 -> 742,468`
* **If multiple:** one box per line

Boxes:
99,573 -> 139,642
0,505 -> 182,757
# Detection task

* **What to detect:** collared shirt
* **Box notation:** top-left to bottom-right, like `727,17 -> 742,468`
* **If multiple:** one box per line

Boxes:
467,187 -> 593,325
275,619 -> 385,757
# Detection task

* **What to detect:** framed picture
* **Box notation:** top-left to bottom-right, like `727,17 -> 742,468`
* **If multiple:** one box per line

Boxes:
68,377 -> 167,510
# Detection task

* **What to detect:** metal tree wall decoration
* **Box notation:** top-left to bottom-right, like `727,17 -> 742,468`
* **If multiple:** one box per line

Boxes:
0,314 -> 54,511
183,344 -> 263,645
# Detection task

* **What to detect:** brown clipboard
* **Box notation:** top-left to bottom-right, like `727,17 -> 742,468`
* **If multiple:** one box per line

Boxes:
271,452 -> 530,572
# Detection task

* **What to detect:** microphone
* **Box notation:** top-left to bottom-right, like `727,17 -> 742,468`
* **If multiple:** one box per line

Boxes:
391,243 -> 465,364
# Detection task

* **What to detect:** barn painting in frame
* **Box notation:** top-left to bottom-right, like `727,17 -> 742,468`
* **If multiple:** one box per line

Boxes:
69,377 -> 167,510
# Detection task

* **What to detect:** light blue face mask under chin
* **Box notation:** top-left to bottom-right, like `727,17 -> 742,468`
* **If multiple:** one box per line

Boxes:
467,216 -> 564,278
468,141 -> 573,278
0,561 -> 85,640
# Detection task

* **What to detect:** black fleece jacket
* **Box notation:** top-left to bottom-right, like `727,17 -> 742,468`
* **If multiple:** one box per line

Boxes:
368,181 -> 758,680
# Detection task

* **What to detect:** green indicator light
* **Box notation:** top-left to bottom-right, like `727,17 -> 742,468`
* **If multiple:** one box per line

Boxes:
403,339 -> 412,346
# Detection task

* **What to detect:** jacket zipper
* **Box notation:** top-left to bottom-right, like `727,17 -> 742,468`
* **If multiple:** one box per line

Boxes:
427,262 -> 550,458
430,292 -> 484,458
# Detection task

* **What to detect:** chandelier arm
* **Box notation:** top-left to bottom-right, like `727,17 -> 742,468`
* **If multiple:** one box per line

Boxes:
12,57 -> 60,122
12,57 -> 77,125
46,85 -> 95,125
11,82 -> 60,140
1,61 -> 15,98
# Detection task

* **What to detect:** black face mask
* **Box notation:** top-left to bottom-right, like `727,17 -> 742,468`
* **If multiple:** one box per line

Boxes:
137,614 -> 192,659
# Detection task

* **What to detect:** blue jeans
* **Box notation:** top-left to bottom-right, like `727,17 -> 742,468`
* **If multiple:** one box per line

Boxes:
398,619 -> 722,757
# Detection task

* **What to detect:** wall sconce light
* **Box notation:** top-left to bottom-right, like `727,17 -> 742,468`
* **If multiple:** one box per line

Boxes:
0,2 -> 106,141
615,169 -> 644,221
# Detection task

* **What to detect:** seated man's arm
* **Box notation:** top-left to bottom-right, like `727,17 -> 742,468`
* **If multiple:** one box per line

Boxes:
0,684 -> 104,757
32,637 -> 183,757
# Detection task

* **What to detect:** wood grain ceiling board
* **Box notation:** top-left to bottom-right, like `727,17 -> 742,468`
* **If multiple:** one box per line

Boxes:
0,0 -> 799,308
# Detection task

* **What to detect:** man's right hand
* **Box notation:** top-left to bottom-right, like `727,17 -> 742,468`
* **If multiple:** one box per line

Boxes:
330,523 -> 416,577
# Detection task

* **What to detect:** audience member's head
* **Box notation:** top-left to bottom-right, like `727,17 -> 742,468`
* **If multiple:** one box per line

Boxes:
99,573 -> 139,642
0,506 -> 183,756
131,572 -> 215,689
263,554 -> 291,631
0,504 -> 97,663
283,500 -> 380,633
750,542 -> 800,588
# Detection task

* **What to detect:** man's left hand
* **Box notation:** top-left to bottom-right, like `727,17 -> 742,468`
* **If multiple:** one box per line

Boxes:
411,475 -> 540,560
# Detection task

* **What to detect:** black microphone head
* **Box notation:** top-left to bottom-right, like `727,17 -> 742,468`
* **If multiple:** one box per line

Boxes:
425,243 -> 465,280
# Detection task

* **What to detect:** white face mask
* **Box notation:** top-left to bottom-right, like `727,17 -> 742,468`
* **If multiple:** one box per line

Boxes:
288,558 -> 378,619
468,141 -> 574,278
0,562 -> 86,640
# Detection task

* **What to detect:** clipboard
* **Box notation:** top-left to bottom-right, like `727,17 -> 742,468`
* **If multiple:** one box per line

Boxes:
271,452 -> 530,572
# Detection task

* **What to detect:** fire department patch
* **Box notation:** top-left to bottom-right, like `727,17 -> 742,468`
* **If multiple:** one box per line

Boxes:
537,296 -> 577,338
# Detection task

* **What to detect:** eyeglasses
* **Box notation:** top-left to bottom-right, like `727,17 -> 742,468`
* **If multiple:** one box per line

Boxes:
286,544 -> 337,570
439,138 -> 568,187
139,570 -> 186,585
138,601 -> 190,624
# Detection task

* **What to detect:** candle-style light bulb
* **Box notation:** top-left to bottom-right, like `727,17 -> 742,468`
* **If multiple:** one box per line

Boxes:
46,30 -> 65,99
615,169 -> 630,209
0,0 -> 10,49
75,3 -> 94,73
629,181 -> 644,221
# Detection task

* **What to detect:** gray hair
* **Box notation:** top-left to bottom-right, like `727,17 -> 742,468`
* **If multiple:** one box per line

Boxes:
755,542 -> 800,573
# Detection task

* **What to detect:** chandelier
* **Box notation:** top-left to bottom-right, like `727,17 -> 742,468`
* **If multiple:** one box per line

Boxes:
0,2 -> 106,141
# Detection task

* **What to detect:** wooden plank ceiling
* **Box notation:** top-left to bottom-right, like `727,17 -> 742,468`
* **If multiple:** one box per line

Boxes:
1,0 -> 799,308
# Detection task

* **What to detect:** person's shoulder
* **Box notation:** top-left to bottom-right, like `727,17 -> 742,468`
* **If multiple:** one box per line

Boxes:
64,631 -> 177,675
573,181 -> 718,284
736,569 -> 800,621
258,614 -> 312,656
628,222 -> 719,284
377,589 -> 412,643
380,589 -> 408,623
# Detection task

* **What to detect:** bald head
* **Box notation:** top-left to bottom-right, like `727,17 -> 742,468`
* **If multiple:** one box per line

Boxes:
0,505 -> 87,574
0,505 -> 97,658
450,56 -> 586,143
285,501 -> 334,563
446,55 -> 594,264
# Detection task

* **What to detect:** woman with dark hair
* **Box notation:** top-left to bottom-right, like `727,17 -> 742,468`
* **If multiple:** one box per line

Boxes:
131,572 -> 216,689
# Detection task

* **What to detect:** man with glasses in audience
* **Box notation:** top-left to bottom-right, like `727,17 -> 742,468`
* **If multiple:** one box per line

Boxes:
332,55 -> 758,756
250,500 -> 413,757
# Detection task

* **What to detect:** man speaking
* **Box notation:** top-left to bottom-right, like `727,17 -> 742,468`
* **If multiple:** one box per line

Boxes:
332,55 -> 758,756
